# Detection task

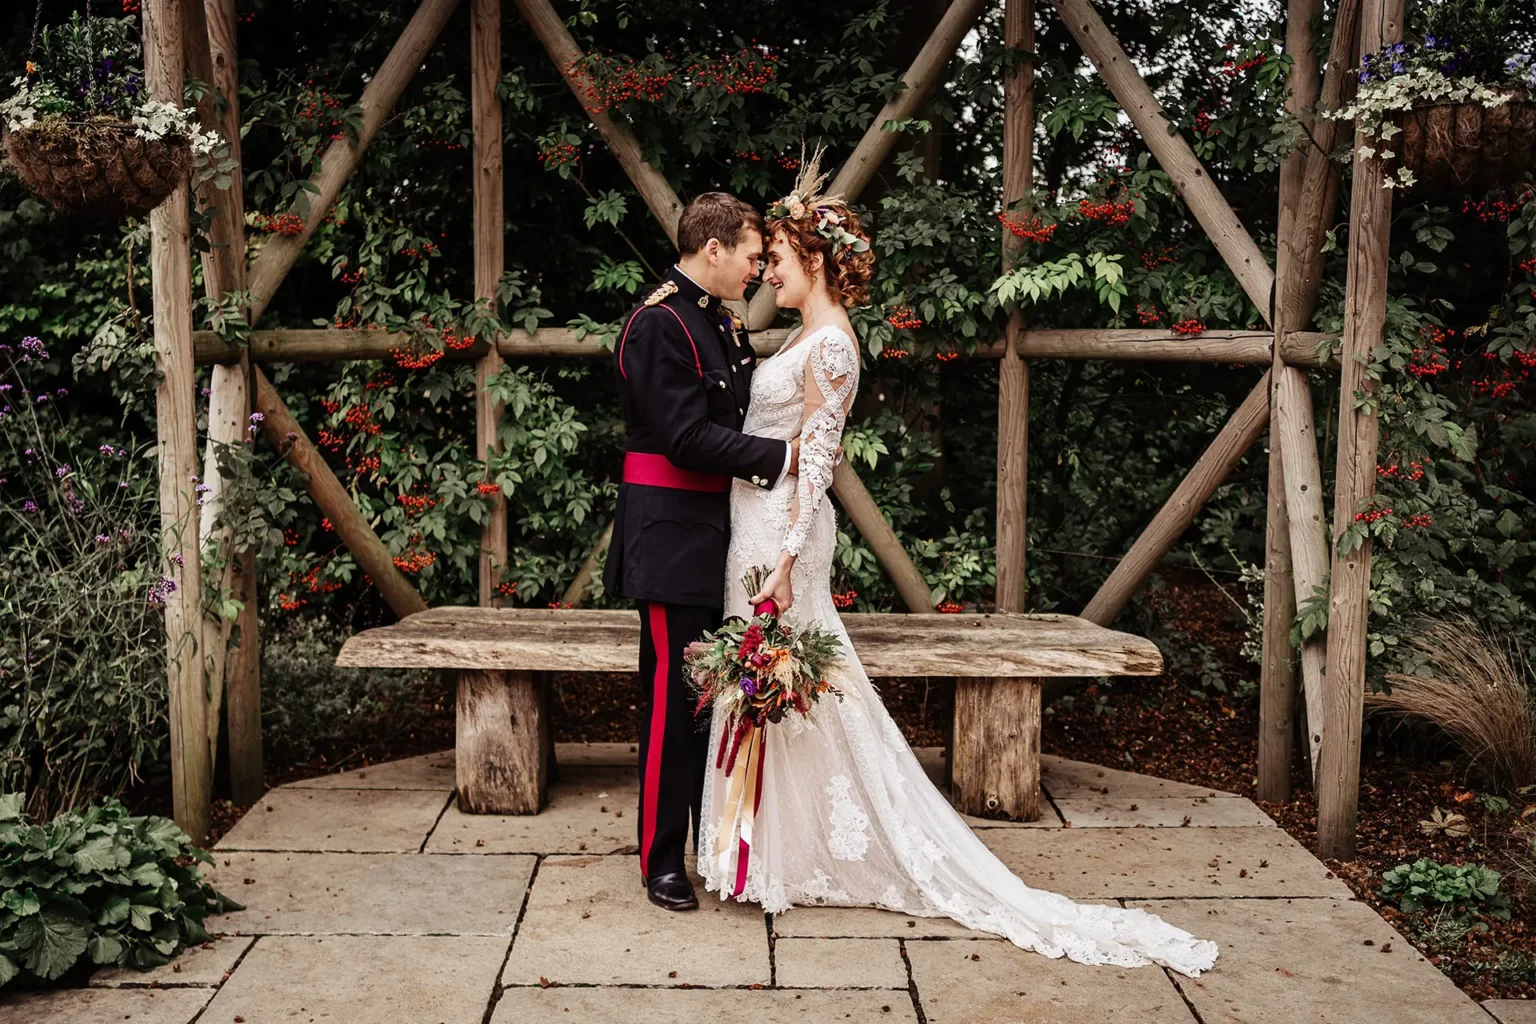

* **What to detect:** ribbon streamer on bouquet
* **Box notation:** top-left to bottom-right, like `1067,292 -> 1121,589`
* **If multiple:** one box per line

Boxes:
714,718 -> 766,897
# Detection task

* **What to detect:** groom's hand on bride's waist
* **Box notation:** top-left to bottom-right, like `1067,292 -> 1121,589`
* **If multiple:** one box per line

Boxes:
788,438 -> 800,477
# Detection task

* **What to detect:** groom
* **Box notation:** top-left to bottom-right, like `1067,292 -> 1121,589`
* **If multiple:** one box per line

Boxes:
604,192 -> 796,911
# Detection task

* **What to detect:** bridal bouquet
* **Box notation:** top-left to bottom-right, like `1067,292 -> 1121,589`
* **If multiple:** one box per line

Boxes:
686,566 -> 844,896
687,565 -> 844,769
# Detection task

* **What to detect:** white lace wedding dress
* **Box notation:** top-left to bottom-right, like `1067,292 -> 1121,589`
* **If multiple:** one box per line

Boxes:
699,323 -> 1219,977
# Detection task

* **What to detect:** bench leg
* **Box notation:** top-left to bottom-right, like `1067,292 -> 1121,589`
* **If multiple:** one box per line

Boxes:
456,669 -> 548,814
950,676 -> 1041,821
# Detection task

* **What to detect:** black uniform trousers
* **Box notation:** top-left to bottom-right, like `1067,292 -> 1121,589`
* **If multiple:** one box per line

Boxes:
636,600 -> 720,880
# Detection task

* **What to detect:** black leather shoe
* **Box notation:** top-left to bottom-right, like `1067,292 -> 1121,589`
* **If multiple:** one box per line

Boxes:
646,871 -> 699,911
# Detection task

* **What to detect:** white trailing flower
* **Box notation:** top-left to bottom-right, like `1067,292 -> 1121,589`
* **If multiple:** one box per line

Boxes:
1324,66 -> 1516,189
1,77 -> 40,132
130,99 -> 220,157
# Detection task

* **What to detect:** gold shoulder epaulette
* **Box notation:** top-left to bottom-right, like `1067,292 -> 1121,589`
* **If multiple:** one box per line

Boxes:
643,281 -> 678,307
727,309 -> 745,331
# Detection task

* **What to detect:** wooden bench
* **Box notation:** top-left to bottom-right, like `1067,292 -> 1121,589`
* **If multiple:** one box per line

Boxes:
336,608 -> 1162,821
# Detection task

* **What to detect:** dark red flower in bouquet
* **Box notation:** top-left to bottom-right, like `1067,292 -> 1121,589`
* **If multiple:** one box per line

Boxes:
739,623 -> 765,659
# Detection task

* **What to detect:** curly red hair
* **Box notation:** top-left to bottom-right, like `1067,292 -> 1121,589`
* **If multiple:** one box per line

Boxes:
765,203 -> 874,308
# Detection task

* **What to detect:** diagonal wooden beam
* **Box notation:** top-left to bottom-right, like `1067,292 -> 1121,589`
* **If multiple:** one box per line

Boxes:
1081,373 -> 1272,626
747,0 -> 990,331
512,0 -> 682,243
246,0 -> 460,322
254,369 -> 428,619
1049,0 -> 1274,322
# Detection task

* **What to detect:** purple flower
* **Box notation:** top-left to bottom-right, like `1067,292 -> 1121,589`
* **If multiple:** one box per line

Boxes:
55,464 -> 71,478
119,528 -> 131,539
22,500 -> 37,513
740,677 -> 758,696
95,534 -> 111,544
170,552 -> 184,567
99,444 -> 113,454
55,388 -> 67,398
36,394 -> 48,404
148,575 -> 179,606
67,497 -> 84,515
194,483 -> 211,494
0,384 -> 10,393
201,387 -> 211,398
248,412 -> 265,433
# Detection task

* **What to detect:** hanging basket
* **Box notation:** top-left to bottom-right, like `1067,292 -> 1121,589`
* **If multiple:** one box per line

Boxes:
2,116 -> 192,217
1397,96 -> 1536,194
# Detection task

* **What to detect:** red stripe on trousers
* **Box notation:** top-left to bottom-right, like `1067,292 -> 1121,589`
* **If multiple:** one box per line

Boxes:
640,602 -> 669,878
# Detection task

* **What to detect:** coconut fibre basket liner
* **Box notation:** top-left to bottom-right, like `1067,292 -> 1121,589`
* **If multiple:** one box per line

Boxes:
3,117 -> 191,217
1397,99 -> 1536,194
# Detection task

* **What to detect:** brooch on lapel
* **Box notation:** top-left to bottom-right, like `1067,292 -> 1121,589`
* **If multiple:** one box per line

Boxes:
726,309 -> 745,346
642,281 -> 678,307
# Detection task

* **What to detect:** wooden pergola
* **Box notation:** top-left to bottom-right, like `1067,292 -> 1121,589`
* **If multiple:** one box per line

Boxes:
143,0 -> 1400,860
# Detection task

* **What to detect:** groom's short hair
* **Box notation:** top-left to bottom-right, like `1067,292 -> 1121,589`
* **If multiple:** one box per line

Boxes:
678,192 -> 764,256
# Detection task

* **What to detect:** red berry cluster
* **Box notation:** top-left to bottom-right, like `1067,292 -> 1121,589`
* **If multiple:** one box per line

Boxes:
278,593 -> 304,612
297,84 -> 346,140
392,346 -> 443,370
1460,189 -> 1533,222
352,453 -> 381,476
880,348 -> 910,360
1473,370 -> 1524,399
315,427 -> 347,452
731,150 -> 763,163
887,305 -> 923,330
777,156 -> 801,170
1219,53 -> 1267,77
397,493 -> 439,515
1406,346 -> 1451,378
832,589 -> 858,609
1140,246 -> 1177,270
122,1 -> 142,14
1171,318 -> 1206,336
1078,197 -> 1135,226
1519,257 -> 1536,276
496,580 -> 518,597
997,213 -> 1057,243
394,549 -> 436,573
1354,501 -> 1394,524
1377,460 -> 1426,482
565,56 -> 672,112
476,481 -> 501,496
296,565 -> 343,595
1136,303 -> 1161,326
257,213 -> 304,236
936,600 -> 964,614
399,240 -> 439,259
1401,512 -> 1434,529
687,48 -> 780,95
539,140 -> 580,168
935,351 -> 960,362
339,267 -> 366,286
1192,108 -> 1221,138
283,528 -> 300,547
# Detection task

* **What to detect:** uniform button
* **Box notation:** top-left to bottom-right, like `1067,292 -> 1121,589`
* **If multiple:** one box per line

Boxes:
718,380 -> 727,389
738,407 -> 745,415
730,365 -> 737,373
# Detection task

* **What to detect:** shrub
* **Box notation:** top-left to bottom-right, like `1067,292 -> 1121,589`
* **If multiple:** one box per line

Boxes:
0,792 -> 239,988
0,340 -> 168,818
1380,857 -> 1512,929
1367,619 -> 1536,793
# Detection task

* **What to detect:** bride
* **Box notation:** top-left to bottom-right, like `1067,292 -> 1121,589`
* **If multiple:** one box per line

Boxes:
697,153 -> 1219,978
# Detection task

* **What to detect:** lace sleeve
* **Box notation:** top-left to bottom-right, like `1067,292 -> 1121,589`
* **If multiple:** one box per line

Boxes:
783,329 -> 859,557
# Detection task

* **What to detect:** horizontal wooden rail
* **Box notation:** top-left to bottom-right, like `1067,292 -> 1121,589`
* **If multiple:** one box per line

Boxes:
193,328 -> 1339,367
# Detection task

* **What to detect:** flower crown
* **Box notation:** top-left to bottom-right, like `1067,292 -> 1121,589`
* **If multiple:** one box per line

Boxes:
766,144 -> 870,257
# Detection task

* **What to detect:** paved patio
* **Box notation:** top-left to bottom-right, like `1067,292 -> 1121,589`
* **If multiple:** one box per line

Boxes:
2,744 -> 1517,1023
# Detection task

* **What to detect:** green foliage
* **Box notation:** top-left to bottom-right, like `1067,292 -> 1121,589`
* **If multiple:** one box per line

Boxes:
0,793 -> 239,988
9,14 -> 144,122
1380,858 -> 1512,928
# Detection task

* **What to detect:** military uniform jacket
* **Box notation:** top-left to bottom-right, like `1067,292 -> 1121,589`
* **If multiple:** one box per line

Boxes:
603,266 -> 787,607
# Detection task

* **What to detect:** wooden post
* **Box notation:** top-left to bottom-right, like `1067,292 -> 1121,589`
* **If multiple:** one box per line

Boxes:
1049,0 -> 1274,321
995,0 -> 1033,615
1319,0 -> 1403,861
746,0 -> 990,330
472,0 -> 507,608
457,670 -> 548,813
1081,373 -> 1272,626
145,0 -> 211,844
245,0 -> 461,322
559,521 -> 612,607
1257,0 -> 1322,804
952,679 -> 1042,820
187,0 -> 264,804
254,371 -> 429,619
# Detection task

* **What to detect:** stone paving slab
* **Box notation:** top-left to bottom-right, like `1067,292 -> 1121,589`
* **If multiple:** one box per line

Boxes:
1128,898 -> 1487,1023
774,905 -> 1000,940
0,987 -> 213,1023
1053,795 -> 1274,828
427,766 -> 637,854
206,851 -> 534,934
216,787 -> 449,852
1041,754 -> 1236,800
90,935 -> 252,987
1486,1000 -> 1536,1023
980,826 -> 1351,899
492,987 -> 919,1022
906,937 -> 1196,1024
774,936 -> 910,988
557,741 -> 638,765
504,855 -> 770,986
285,749 -> 455,789
199,934 -> 507,1024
